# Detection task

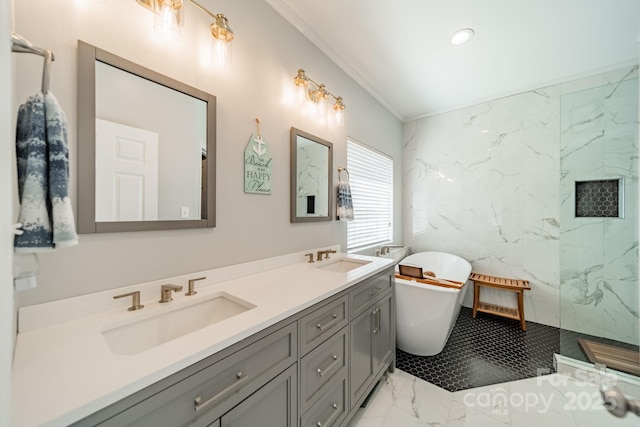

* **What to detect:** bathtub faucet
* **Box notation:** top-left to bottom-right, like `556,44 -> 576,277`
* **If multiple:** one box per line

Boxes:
380,245 -> 404,255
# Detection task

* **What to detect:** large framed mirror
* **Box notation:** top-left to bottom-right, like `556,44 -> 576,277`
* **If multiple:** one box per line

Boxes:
290,128 -> 333,223
77,41 -> 216,233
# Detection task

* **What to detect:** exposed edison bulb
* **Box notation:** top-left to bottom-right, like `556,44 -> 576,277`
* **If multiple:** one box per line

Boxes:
212,39 -> 232,68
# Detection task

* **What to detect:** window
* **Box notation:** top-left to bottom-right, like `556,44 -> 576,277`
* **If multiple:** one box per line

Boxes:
346,140 -> 393,251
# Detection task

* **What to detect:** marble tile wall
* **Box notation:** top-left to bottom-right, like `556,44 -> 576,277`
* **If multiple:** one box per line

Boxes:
403,66 -> 638,340
559,69 -> 639,345
296,141 -> 329,216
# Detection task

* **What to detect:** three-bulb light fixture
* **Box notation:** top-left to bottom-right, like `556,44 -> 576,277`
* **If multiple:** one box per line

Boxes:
136,0 -> 233,67
293,69 -> 345,126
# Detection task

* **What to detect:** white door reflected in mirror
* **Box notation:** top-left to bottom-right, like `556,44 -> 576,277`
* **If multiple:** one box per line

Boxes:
95,119 -> 159,222
95,60 -> 205,222
77,41 -> 217,233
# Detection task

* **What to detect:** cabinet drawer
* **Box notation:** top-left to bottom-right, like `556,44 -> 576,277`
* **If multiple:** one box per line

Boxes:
300,327 -> 347,413
350,270 -> 392,318
301,373 -> 347,427
299,295 -> 348,355
97,322 -> 297,427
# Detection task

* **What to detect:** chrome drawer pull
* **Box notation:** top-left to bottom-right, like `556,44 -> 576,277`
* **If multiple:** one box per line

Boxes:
368,286 -> 381,296
371,309 -> 378,335
316,313 -> 339,331
375,307 -> 381,333
194,371 -> 249,413
316,354 -> 339,377
316,403 -> 340,427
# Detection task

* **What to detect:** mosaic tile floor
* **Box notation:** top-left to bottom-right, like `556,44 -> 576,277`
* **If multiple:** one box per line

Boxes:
396,307 -> 639,392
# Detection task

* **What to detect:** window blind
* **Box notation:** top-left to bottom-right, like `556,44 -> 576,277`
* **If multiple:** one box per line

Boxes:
346,140 -> 393,250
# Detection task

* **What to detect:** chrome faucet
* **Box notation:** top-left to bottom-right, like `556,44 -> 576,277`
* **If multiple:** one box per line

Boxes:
316,249 -> 337,261
159,284 -> 183,303
380,245 -> 403,255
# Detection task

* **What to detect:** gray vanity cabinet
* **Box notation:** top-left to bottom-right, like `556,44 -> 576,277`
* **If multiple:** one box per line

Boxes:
218,364 -> 297,427
298,294 -> 350,427
70,267 -> 395,427
372,292 -> 394,379
71,322 -> 297,427
349,272 -> 395,410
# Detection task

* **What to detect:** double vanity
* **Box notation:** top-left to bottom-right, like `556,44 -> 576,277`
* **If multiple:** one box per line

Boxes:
12,248 -> 395,427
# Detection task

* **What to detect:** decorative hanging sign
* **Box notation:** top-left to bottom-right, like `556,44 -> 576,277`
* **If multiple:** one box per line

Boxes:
244,118 -> 272,194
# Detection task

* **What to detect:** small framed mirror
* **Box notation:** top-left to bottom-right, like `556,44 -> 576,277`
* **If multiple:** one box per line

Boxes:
290,128 -> 333,223
77,41 -> 216,233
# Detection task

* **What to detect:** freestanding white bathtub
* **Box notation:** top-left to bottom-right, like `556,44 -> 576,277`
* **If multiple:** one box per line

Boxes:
395,252 -> 472,356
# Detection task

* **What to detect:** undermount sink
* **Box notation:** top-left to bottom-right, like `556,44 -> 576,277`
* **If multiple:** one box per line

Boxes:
102,292 -> 255,355
316,258 -> 371,273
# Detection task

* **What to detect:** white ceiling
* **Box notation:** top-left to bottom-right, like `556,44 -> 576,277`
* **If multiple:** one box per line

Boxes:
266,0 -> 640,121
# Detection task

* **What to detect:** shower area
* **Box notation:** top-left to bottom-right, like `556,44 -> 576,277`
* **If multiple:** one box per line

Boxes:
558,68 -> 639,377
403,64 -> 640,390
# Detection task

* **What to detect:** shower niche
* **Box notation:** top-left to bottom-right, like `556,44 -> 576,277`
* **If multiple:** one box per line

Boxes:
574,178 -> 623,218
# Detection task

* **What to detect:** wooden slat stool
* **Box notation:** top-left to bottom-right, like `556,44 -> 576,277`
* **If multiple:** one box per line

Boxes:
470,272 -> 531,330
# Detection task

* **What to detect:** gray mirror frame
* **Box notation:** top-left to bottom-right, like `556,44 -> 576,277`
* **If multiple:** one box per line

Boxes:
290,127 -> 333,223
77,41 -> 216,233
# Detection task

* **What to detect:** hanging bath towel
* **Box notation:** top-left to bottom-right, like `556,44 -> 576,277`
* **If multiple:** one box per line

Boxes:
336,181 -> 354,221
15,92 -> 78,252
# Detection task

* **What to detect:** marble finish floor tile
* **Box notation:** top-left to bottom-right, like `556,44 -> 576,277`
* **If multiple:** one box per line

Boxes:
349,370 -> 640,427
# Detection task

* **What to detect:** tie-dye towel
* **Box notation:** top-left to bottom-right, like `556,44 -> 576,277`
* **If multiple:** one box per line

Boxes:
15,92 -> 78,252
336,181 -> 354,221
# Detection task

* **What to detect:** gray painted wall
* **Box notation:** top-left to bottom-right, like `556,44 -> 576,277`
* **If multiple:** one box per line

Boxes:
12,0 -> 403,307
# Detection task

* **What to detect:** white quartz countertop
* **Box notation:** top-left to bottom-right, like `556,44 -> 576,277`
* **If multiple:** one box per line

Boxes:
11,249 -> 394,427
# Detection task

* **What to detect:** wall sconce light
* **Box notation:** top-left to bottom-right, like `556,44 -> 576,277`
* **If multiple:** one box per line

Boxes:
137,0 -> 234,67
293,69 -> 346,126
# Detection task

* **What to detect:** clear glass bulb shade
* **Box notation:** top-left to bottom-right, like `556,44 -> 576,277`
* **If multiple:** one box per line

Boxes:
154,3 -> 182,41
317,96 -> 328,116
213,39 -> 232,68
295,84 -> 308,108
334,108 -> 345,126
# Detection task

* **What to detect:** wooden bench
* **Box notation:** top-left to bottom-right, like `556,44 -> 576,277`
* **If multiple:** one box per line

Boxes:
470,272 -> 531,330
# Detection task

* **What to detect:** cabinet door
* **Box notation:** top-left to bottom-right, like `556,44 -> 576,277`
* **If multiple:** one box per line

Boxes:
220,364 -> 297,427
92,323 -> 296,427
372,292 -> 393,376
349,307 -> 374,409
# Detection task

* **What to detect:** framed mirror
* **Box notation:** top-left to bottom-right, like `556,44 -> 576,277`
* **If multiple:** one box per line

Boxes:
77,41 -> 216,233
290,128 -> 333,223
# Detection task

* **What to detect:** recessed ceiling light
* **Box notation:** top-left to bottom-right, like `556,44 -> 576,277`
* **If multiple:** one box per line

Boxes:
450,28 -> 474,46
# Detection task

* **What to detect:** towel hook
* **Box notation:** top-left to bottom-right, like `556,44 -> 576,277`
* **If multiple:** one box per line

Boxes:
338,167 -> 350,183
255,118 -> 261,138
